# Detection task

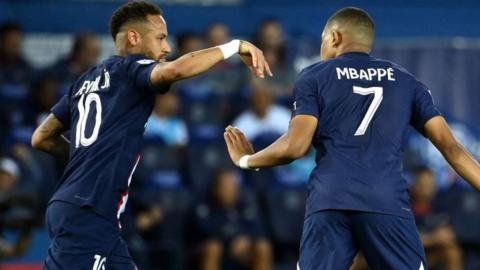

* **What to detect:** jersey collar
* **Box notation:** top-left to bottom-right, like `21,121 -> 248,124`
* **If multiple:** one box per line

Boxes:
337,51 -> 371,59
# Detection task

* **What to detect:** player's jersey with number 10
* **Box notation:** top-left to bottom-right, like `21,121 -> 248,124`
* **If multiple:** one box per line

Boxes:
292,52 -> 440,218
50,54 -> 169,224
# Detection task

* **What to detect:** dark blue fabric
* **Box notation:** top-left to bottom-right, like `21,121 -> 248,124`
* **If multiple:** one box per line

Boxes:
293,52 -> 440,218
49,54 -> 169,224
298,210 -> 426,270
43,201 -> 135,270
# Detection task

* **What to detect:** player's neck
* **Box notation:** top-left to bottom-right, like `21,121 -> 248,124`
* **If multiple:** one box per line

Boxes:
336,44 -> 371,57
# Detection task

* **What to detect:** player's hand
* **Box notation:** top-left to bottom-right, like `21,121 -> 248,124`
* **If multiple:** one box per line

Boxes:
224,125 -> 254,167
239,40 -> 273,79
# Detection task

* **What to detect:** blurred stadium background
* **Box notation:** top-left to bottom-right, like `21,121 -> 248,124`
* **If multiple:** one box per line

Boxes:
1,0 -> 480,269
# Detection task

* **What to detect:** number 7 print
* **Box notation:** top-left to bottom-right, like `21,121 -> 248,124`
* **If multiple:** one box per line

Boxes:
353,86 -> 383,136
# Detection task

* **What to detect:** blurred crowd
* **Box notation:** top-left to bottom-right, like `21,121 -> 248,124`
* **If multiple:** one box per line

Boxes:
1,19 -> 480,270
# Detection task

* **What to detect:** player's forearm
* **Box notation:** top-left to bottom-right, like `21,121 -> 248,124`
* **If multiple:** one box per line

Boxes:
33,136 -> 70,162
151,40 -> 237,85
164,47 -> 224,81
31,114 -> 70,162
248,134 -> 305,168
442,143 -> 480,191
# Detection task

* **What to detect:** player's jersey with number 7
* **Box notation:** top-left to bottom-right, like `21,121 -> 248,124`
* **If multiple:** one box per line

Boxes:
292,52 -> 440,219
50,54 -> 169,224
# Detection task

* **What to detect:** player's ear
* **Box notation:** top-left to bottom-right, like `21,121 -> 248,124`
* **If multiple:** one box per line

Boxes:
126,29 -> 142,46
332,30 -> 342,48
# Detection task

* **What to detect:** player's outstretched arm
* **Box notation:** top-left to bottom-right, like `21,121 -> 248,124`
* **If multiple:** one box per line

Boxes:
31,113 -> 69,162
150,40 -> 272,86
425,116 -> 480,191
224,115 -> 317,169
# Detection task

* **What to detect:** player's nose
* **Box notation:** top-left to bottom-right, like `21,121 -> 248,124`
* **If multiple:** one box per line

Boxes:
163,42 -> 172,54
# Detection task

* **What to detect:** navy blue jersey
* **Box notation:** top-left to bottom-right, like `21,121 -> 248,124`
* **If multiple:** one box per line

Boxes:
292,52 -> 441,218
50,54 -> 169,224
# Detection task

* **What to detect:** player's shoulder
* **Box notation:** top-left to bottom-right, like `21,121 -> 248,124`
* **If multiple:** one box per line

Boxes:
102,54 -> 157,70
297,60 -> 332,81
67,64 -> 102,96
123,54 -> 157,66
370,56 -> 419,82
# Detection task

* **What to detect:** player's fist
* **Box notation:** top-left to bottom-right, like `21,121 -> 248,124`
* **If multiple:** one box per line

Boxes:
224,126 -> 254,167
239,40 -> 273,79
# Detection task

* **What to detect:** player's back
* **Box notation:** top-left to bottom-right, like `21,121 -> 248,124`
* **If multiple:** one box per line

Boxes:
293,52 -> 440,218
50,54 -> 168,224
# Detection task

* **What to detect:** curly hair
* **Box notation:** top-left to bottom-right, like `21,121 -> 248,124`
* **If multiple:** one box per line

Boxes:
109,1 -> 163,41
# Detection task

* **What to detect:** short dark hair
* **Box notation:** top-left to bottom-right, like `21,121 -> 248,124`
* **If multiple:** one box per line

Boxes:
176,32 -> 201,50
327,7 -> 374,33
109,1 -> 163,41
71,32 -> 97,56
0,22 -> 22,40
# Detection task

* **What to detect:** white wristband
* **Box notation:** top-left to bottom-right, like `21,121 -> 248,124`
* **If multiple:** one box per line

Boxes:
217,39 -> 240,60
239,155 -> 250,169
239,155 -> 259,171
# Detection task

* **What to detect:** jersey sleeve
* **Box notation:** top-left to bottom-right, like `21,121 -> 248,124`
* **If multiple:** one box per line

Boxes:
125,55 -> 170,94
291,73 -> 321,119
410,82 -> 441,135
50,94 -> 71,128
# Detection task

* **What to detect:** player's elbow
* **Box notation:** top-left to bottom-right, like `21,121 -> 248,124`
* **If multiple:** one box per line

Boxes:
164,63 -> 185,80
151,63 -> 183,85
162,62 -> 189,82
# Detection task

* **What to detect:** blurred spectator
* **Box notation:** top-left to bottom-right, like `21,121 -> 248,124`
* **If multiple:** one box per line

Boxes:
145,92 -> 189,147
232,79 -> 291,140
0,22 -> 33,86
175,32 -> 204,57
193,169 -> 272,270
0,22 -> 33,141
411,166 -> 463,270
406,120 -> 480,188
202,23 -> 243,96
26,75 -> 61,127
47,32 -> 100,94
254,19 -> 295,98
0,157 -> 33,259
206,23 -> 231,47
255,19 -> 285,54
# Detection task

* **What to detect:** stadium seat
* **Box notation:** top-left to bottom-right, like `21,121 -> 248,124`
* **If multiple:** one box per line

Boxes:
265,187 -> 307,245
434,187 -> 480,244
186,143 -> 233,193
178,83 -> 226,125
135,140 -> 183,189
449,190 -> 480,244
264,187 -> 306,266
141,188 -> 192,270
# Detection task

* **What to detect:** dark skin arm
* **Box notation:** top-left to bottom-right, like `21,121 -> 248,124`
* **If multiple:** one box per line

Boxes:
224,115 -> 318,168
225,115 -> 480,192
150,40 -> 272,86
31,42 -> 271,162
425,116 -> 480,191
31,114 -> 70,162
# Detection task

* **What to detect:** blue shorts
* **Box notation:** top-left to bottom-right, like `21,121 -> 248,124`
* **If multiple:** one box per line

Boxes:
298,210 -> 427,270
43,201 -> 136,270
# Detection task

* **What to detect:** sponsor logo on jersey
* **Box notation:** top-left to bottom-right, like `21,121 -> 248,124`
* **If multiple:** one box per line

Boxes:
136,59 -> 156,65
